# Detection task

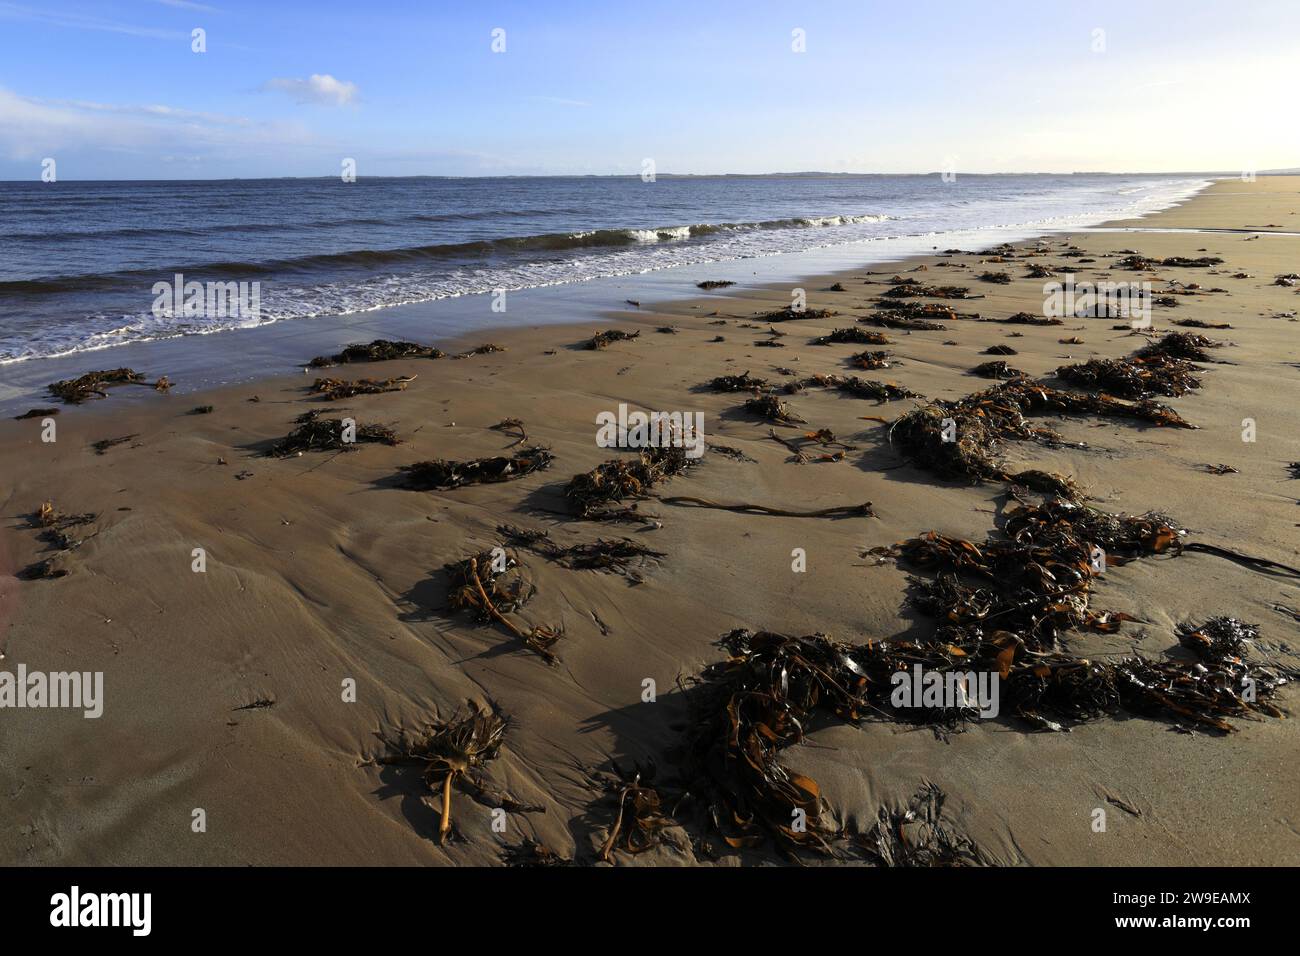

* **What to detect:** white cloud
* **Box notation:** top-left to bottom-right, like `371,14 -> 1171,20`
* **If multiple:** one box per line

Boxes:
0,2 -> 184,39
262,74 -> 358,107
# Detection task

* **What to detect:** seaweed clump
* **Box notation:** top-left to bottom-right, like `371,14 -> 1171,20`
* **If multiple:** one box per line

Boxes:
399,447 -> 555,490
444,550 -> 562,663
585,329 -> 641,350
564,447 -> 697,518
811,328 -> 891,346
1055,355 -> 1201,399
375,703 -> 541,844
308,339 -> 444,368
703,371 -> 768,392
311,375 -> 415,400
269,417 -> 399,456
48,368 -> 146,404
1136,332 -> 1222,362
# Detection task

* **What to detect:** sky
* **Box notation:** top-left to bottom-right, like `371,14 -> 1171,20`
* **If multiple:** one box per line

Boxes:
0,0 -> 1297,179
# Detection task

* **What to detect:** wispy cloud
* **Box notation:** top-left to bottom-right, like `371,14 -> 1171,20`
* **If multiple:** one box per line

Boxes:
0,2 -> 185,39
151,0 -> 222,12
262,74 -> 359,107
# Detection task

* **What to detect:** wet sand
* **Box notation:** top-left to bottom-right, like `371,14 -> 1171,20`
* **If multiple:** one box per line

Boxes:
2,176 -> 1298,866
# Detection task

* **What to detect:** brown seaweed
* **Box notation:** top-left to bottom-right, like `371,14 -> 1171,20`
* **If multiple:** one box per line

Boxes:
564,447 -> 697,517
269,418 -> 399,456
704,371 -> 768,392
811,328 -> 891,346
1055,355 -> 1201,399
311,375 -> 415,400
48,368 -> 146,404
399,446 -> 555,490
444,550 -> 561,663
585,329 -> 641,350
309,339 -> 444,368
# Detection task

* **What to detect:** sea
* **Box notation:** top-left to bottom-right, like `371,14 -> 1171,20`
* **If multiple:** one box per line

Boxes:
0,173 -> 1209,406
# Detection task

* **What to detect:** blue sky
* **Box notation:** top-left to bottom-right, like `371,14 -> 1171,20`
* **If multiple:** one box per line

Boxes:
1,0 -> 1297,179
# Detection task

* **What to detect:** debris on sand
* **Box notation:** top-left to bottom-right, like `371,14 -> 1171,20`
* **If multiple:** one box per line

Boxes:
311,375 -> 416,400
48,368 -> 147,404
399,447 -> 555,490
14,407 -> 59,420
489,417 -> 527,447
979,271 -> 1012,284
697,280 -> 735,290
801,373 -> 919,402
759,306 -> 836,322
564,447 -> 697,518
1136,331 -> 1222,362
1025,264 -> 1057,278
811,328 -> 891,346
704,371 -> 768,392
1055,355 -> 1201,398
982,344 -> 1018,355
829,282 -> 846,292
661,495 -> 875,518
309,339 -> 444,368
503,840 -> 574,867
850,349 -> 894,370
853,784 -> 988,866
767,426 -> 856,463
874,300 -> 980,322
375,702 -> 542,844
269,418 -> 399,456
444,551 -> 562,663
971,360 -> 1024,379
1203,463 -> 1239,475
585,329 -> 641,350
499,525 -> 666,580
985,311 -> 1063,326
880,281 -> 973,300
91,434 -> 139,455
1115,254 -> 1224,271
859,311 -> 947,331
597,763 -> 674,862
188,405 -> 214,415
744,394 -> 806,424
35,501 -> 96,548
1172,319 -> 1232,329
1058,336 -> 1085,345
461,343 -> 507,358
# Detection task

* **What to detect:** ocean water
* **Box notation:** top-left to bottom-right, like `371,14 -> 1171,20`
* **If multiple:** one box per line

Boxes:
0,174 -> 1208,366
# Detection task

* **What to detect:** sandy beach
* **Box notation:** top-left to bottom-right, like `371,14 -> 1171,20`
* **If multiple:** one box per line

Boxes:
2,176 -> 1298,867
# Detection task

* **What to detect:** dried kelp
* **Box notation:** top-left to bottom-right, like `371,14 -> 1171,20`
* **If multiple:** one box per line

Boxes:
48,368 -> 146,404
444,550 -> 561,663
309,339 -> 444,368
1115,255 -> 1223,270
697,280 -> 735,290
853,784 -> 987,866
498,525 -> 666,580
859,311 -> 947,331
503,840 -> 573,867
802,374 -> 918,402
311,375 -> 415,400
811,328 -> 891,346
983,344 -> 1018,355
979,271 -> 1012,285
598,763 -> 675,862
875,300 -> 980,322
880,282 -> 973,299
489,417 -> 527,447
759,306 -> 835,322
1055,355 -> 1201,399
399,446 -> 555,490
1136,331 -> 1222,362
91,434 -> 138,455
456,343 -> 507,357
585,329 -> 641,350
971,360 -> 1024,379
704,371 -> 768,392
850,350 -> 894,370
744,394 -> 806,424
269,418 -> 399,456
14,407 -> 58,420
1172,319 -> 1232,329
376,703 -> 541,844
984,311 -> 1062,326
564,447 -> 697,517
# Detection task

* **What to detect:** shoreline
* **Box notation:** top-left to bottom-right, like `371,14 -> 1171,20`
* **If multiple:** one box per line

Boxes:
0,177 -> 1215,415
2,176 -> 1298,866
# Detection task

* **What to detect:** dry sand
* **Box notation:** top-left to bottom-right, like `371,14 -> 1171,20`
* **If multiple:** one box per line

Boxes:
2,176 -> 1298,866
